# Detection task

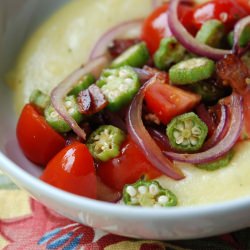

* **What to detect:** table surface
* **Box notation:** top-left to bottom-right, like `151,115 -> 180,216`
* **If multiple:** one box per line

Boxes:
0,172 -> 249,250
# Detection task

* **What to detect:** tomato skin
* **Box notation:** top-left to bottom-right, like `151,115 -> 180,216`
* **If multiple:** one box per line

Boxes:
17,104 -> 65,166
141,4 -> 195,54
236,0 -> 250,13
97,138 -> 161,191
41,143 -> 97,198
193,0 -> 248,31
144,82 -> 201,125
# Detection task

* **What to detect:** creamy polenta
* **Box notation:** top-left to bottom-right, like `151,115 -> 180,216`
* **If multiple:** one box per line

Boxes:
7,0 -> 250,206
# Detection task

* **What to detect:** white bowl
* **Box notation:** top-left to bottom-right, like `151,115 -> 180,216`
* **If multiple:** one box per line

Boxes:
1,0 -> 250,240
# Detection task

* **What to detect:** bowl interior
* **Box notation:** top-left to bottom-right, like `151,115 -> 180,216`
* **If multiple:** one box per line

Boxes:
0,0 -> 69,177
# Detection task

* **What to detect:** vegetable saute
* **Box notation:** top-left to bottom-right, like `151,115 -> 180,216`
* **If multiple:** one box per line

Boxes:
15,0 -> 250,207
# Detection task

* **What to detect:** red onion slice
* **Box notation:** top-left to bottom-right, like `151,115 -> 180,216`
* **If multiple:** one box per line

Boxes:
233,15 -> 250,55
126,75 -> 184,180
168,0 -> 231,60
89,19 -> 143,60
51,56 -> 110,140
163,93 -> 243,164
202,104 -> 228,150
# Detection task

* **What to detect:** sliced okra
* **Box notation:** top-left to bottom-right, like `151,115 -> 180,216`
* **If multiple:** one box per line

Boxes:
196,151 -> 234,171
227,31 -> 234,48
45,95 -> 84,133
153,37 -> 186,70
169,57 -> 215,85
166,112 -> 208,152
29,89 -> 50,112
110,42 -> 150,68
123,180 -> 177,207
187,80 -> 230,104
68,73 -> 95,96
96,66 -> 140,111
238,24 -> 250,48
196,19 -> 225,48
87,125 -> 126,162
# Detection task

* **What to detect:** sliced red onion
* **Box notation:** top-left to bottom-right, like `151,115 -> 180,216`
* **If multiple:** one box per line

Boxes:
202,104 -> 228,150
51,56 -> 110,140
126,75 -> 184,180
89,19 -> 143,60
233,15 -> 250,55
168,0 -> 231,60
163,93 -> 243,164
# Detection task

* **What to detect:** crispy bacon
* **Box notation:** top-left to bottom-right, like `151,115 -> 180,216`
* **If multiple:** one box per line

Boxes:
78,85 -> 108,115
216,54 -> 250,95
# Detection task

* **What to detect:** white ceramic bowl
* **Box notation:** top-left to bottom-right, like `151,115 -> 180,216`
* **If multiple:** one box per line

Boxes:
1,0 -> 250,240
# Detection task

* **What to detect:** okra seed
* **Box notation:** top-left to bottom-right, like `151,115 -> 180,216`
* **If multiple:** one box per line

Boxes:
176,136 -> 184,145
149,184 -> 159,196
173,130 -> 181,139
124,78 -> 134,85
126,186 -> 137,197
190,137 -> 198,146
50,111 -> 59,118
138,186 -> 147,195
130,197 -> 139,204
192,127 -> 202,135
119,70 -> 129,78
182,139 -> 189,146
176,123 -> 185,131
184,120 -> 193,129
65,101 -> 72,108
157,195 -> 169,205
68,108 -> 75,114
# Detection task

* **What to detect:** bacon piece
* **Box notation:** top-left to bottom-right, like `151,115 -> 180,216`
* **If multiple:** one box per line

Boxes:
78,85 -> 108,115
216,54 -> 250,95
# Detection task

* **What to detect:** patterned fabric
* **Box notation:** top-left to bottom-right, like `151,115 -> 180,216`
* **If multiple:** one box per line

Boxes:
0,172 -> 249,250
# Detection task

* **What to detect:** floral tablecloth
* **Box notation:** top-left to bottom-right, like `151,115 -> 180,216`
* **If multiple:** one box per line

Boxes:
0,173 -> 249,250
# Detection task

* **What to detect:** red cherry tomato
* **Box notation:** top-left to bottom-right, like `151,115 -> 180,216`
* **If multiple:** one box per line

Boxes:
236,0 -> 250,13
17,104 -> 65,166
41,142 -> 97,198
144,82 -> 201,125
192,0 -> 248,31
141,4 -> 196,54
97,138 -> 162,191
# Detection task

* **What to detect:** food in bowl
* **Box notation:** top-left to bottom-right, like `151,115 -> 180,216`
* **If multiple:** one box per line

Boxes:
6,0 -> 250,207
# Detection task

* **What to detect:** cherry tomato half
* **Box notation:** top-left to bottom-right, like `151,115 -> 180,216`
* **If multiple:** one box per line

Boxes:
144,82 -> 201,125
192,0 -> 248,31
17,104 -> 65,166
41,142 -> 97,198
97,137 -> 162,191
141,3 -> 196,54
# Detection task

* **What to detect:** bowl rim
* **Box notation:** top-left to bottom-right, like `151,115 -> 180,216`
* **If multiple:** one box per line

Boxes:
1,151 -> 250,218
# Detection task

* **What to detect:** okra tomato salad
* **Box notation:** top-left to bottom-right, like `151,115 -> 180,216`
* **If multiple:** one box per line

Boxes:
12,0 -> 250,208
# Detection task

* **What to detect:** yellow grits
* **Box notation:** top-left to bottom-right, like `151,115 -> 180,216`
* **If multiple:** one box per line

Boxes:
6,0 -> 250,206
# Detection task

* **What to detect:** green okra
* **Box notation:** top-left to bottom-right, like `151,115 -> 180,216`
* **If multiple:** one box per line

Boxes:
169,57 -> 215,85
110,42 -> 150,68
196,151 -> 234,171
227,31 -> 234,48
153,37 -> 186,70
87,125 -> 126,162
238,24 -> 250,48
187,80 -> 230,104
196,19 -> 225,48
96,66 -> 140,111
166,112 -> 208,152
123,179 -> 177,207
29,89 -> 50,112
68,73 -> 95,96
45,95 -> 83,133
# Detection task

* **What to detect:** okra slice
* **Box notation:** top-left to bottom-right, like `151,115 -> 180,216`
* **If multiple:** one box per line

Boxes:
154,37 -> 186,70
45,95 -> 84,133
68,73 -> 95,96
238,24 -> 250,48
196,19 -> 225,48
187,80 -> 230,104
166,112 -> 208,152
169,57 -> 215,85
29,89 -> 50,112
123,180 -> 177,207
196,151 -> 234,171
96,66 -> 140,111
87,125 -> 126,162
227,31 -> 234,48
110,42 -> 150,68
